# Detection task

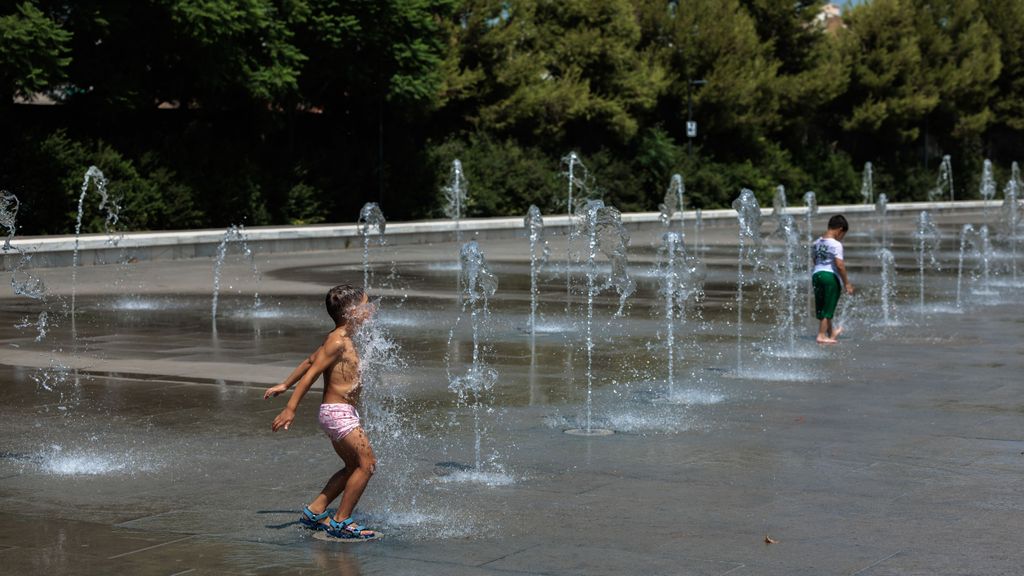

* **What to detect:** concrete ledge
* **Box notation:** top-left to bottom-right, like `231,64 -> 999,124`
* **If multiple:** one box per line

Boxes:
0,200 -> 1001,270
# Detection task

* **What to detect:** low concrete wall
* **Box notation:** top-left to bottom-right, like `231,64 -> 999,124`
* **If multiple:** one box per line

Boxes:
0,200 -> 995,270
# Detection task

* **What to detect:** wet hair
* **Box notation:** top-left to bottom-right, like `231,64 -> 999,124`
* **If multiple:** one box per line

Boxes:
325,284 -> 365,324
828,214 -> 849,232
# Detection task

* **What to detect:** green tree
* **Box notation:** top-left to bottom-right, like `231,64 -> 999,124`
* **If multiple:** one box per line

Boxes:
428,134 -> 564,216
447,0 -> 667,146
915,0 -> 1000,143
982,0 -> 1024,133
0,1 -> 70,103
295,0 -> 455,110
839,0 -> 1002,198
5,130 -> 204,234
740,0 -> 848,147
636,0 -> 779,158
839,0 -> 937,143
35,0 -> 308,109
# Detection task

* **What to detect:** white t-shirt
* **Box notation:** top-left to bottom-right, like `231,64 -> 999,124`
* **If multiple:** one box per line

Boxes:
812,237 -> 844,285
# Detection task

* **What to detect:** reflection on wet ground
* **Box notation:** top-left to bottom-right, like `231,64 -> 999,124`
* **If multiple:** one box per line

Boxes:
1,208 -> 1023,574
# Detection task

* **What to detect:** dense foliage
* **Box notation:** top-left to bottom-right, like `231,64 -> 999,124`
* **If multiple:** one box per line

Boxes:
0,0 -> 1021,234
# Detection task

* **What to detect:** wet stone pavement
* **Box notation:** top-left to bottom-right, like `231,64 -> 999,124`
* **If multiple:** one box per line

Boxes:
0,208 -> 1022,575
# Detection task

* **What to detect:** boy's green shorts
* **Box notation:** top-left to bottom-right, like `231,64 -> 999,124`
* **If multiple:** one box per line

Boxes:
813,271 -> 841,319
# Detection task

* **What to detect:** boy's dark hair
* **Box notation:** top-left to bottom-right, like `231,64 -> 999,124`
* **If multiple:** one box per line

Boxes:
827,214 -> 849,232
326,284 -> 365,324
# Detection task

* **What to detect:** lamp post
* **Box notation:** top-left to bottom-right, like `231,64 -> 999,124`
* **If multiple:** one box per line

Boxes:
687,78 -> 706,160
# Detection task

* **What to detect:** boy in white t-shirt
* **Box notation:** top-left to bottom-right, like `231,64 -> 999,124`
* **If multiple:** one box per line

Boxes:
811,215 -> 854,344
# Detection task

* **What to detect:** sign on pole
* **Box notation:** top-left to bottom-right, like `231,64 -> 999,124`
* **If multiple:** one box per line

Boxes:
686,121 -> 697,138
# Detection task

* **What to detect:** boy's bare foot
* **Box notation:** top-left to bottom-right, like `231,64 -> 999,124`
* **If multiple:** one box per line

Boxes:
831,326 -> 844,339
816,336 -> 837,344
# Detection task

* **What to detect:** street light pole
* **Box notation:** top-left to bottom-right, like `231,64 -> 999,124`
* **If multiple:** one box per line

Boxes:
686,78 -> 706,160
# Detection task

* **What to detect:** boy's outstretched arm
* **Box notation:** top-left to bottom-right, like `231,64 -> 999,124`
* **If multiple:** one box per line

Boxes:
263,353 -> 318,399
270,339 -> 341,432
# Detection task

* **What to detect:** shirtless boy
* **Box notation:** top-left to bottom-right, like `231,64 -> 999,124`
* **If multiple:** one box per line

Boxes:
264,284 -> 379,540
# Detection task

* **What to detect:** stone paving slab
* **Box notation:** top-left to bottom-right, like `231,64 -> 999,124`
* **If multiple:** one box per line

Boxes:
1,207 -> 1022,574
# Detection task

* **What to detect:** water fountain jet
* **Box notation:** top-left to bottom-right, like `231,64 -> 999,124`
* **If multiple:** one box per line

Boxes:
914,211 -> 941,314
565,200 -> 634,436
211,224 -> 261,333
71,167 -> 120,341
976,225 -> 994,297
656,231 -> 701,399
876,193 -> 889,248
449,241 -> 500,468
732,189 -> 763,372
358,202 -> 386,291
879,248 -> 897,325
776,214 -> 801,353
525,205 -> 549,337
560,152 -> 589,306
442,160 -> 468,244
1002,163 -> 1021,282
659,174 -> 685,232
956,224 -> 976,310
861,162 -> 873,204
928,155 -> 954,202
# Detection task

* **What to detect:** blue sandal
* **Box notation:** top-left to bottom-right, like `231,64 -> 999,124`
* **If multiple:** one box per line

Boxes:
324,517 -> 379,540
299,506 -> 331,530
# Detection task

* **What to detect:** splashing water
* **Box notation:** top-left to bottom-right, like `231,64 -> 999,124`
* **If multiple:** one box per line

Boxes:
659,174 -> 685,230
977,225 -> 994,296
734,189 -> 764,258
1,191 -> 48,313
1,191 -> 64,398
772,185 -> 788,230
915,211 -> 941,313
956,224 -> 976,309
583,200 -> 635,316
211,225 -> 261,332
353,302 -> 414,514
449,241 -> 499,469
802,191 -> 817,239
31,358 -> 77,406
442,160 -> 468,241
879,248 -> 897,325
576,200 -> 635,434
928,155 -> 954,202
358,202 -> 386,291
524,205 -> 549,336
459,241 -> 498,306
861,162 -> 874,204
443,159 -> 469,305
70,166 -> 121,341
38,444 -> 162,476
2,193 -> 44,299
776,214 -> 801,353
732,189 -> 763,371
980,159 -> 996,222
876,193 -> 889,247
979,159 -> 996,201
803,191 -> 817,311
695,208 -> 704,253
1002,164 -> 1021,281
658,232 -> 700,397
0,191 -> 18,251
443,159 -> 468,245
15,311 -> 49,341
560,152 -> 590,304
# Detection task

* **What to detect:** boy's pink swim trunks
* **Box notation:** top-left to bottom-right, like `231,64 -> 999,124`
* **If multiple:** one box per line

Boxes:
318,403 -> 361,441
